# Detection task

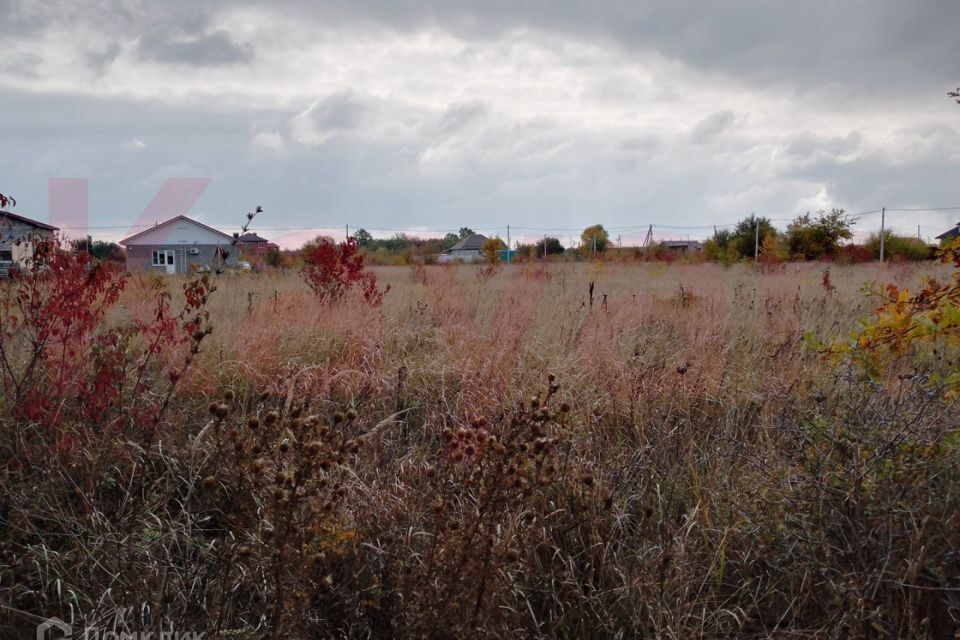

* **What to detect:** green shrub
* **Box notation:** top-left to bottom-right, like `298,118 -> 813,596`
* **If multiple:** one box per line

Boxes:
865,231 -> 931,261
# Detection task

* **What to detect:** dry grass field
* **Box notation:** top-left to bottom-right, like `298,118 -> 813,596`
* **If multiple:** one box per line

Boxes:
3,260 -> 959,638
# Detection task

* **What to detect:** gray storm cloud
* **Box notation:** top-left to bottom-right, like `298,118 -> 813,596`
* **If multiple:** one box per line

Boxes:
1,1 -> 958,245
137,30 -> 254,66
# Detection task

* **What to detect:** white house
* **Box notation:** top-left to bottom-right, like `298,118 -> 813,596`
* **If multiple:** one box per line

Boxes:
437,233 -> 488,263
120,215 -> 237,274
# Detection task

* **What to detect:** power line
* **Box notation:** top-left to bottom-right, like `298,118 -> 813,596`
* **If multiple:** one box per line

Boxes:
43,204 -> 960,238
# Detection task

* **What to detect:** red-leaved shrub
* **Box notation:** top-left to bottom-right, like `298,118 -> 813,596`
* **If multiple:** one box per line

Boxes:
300,237 -> 386,305
0,239 -> 213,434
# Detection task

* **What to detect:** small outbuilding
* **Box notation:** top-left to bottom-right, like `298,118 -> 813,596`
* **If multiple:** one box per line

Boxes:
120,215 -> 236,274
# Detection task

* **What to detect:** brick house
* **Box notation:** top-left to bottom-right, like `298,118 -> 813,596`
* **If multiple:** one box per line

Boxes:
238,232 -> 279,257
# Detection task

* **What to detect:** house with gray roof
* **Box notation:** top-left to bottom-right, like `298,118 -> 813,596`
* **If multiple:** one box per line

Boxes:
437,233 -> 489,263
120,215 -> 237,274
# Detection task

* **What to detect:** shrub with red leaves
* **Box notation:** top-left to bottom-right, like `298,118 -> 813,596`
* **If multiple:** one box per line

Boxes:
300,237 -> 386,305
0,241 -> 126,424
0,239 -> 213,434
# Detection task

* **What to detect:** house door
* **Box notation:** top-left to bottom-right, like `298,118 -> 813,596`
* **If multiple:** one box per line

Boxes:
164,250 -> 175,274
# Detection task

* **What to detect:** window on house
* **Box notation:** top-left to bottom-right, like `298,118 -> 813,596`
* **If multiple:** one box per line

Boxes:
0,251 -> 12,261
152,250 -> 174,266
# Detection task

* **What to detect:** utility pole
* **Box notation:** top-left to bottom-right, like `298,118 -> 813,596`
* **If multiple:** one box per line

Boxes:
879,207 -> 885,263
345,224 -> 350,242
918,224 -> 921,240
642,225 -> 654,259
543,234 -> 547,258
506,225 -> 511,263
592,233 -> 597,258
753,214 -> 760,267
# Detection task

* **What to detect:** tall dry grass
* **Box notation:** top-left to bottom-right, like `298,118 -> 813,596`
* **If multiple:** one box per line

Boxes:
2,261 -> 958,638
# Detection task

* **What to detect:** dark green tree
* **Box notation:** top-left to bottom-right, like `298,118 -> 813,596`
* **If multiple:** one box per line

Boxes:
353,228 -> 373,246
786,209 -> 854,259
731,215 -> 777,259
534,237 -> 565,256
69,237 -> 125,262
712,228 -> 733,249
442,233 -> 460,249
458,227 -> 474,240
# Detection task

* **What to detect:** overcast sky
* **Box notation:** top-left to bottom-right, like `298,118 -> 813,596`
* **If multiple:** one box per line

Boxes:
2,1 -> 959,247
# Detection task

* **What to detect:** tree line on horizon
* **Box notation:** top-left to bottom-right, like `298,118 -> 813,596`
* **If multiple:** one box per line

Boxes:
340,209 -> 933,265
55,209 -> 935,269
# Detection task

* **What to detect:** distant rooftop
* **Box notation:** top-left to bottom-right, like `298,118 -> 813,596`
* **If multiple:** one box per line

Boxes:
662,240 -> 703,248
239,232 -> 270,243
0,210 -> 58,231
448,233 -> 488,251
